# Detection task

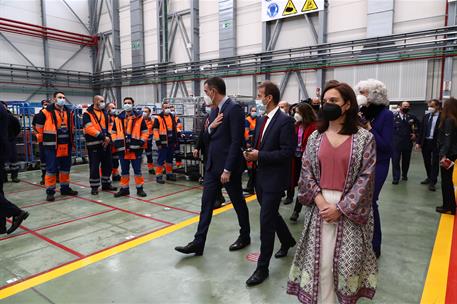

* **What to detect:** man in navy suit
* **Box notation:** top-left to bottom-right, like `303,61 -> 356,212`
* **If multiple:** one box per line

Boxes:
175,77 -> 251,255
244,81 -> 296,286
416,99 -> 441,191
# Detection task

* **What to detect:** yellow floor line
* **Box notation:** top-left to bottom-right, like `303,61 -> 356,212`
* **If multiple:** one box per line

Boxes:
420,214 -> 454,304
0,195 -> 257,300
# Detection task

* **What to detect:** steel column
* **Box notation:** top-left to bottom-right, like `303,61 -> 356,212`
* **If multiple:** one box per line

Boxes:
40,0 -> 50,99
191,0 -> 200,96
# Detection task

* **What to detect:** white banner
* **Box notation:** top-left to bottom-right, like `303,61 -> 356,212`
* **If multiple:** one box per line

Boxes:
261,0 -> 324,22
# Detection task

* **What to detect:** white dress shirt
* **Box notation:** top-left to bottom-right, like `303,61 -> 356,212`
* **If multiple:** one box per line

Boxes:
427,112 -> 439,139
259,106 -> 279,144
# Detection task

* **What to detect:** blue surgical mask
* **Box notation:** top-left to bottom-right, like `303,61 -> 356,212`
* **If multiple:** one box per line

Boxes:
56,98 -> 66,106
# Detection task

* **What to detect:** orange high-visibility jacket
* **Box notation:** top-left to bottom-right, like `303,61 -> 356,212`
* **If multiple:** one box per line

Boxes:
245,115 -> 257,144
34,103 -> 74,149
32,108 -> 46,143
111,110 -> 148,154
153,113 -> 181,146
82,105 -> 110,148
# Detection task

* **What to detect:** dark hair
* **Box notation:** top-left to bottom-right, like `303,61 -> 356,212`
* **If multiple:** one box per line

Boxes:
123,97 -> 135,104
440,97 -> 457,128
258,80 -> 280,105
296,102 -> 317,127
429,99 -> 441,109
318,82 -> 360,135
53,91 -> 65,98
204,77 -> 226,95
41,99 -> 48,106
143,106 -> 151,113
400,101 -> 410,107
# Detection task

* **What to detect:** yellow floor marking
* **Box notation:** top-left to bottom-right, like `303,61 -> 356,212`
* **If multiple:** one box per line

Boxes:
420,214 -> 454,304
0,195 -> 257,299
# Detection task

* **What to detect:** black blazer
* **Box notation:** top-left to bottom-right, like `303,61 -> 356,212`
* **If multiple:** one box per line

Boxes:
206,98 -> 245,175
253,109 -> 297,192
417,112 -> 441,146
438,117 -> 457,158
0,106 -> 9,164
393,112 -> 419,148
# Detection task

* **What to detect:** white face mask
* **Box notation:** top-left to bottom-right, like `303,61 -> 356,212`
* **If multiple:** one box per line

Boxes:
170,111 -> 176,115
357,95 -> 368,107
294,113 -> 303,122
204,95 -> 213,106
56,98 -> 66,106
428,107 -> 436,113
98,102 -> 106,110
250,112 -> 257,118
123,103 -> 133,112
143,112 -> 149,118
164,109 -> 171,115
280,108 -> 286,113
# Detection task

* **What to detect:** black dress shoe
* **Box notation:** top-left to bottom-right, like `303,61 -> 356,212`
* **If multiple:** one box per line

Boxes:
137,188 -> 147,197
7,211 -> 29,234
174,242 -> 204,256
114,189 -> 130,198
156,176 -> 165,184
102,184 -> 117,191
166,174 -> 177,181
246,268 -> 269,287
428,184 -> 436,192
213,200 -> 223,209
243,188 -> 255,194
284,197 -> 293,205
274,240 -> 296,258
402,176 -> 408,181
436,206 -> 456,215
290,211 -> 299,222
392,180 -> 399,185
46,194 -> 55,202
229,237 -> 251,251
91,188 -> 99,195
61,188 -> 78,196
420,179 -> 430,185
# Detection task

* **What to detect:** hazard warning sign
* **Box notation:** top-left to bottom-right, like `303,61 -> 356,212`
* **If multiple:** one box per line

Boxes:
302,0 -> 318,12
261,0 -> 324,22
283,0 -> 298,16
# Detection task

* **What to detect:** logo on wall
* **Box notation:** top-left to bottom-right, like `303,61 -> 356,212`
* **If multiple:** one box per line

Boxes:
282,0 -> 298,16
267,3 -> 279,18
302,0 -> 318,12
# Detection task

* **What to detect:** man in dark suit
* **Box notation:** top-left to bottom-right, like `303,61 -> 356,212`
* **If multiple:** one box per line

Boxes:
175,77 -> 250,255
0,103 -> 29,235
416,99 -> 441,191
243,81 -> 296,286
392,101 -> 419,184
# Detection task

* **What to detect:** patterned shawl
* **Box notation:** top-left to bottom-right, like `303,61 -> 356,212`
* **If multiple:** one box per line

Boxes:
287,128 -> 378,304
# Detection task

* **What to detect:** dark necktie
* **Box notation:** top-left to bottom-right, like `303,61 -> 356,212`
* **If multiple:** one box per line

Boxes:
255,116 -> 269,149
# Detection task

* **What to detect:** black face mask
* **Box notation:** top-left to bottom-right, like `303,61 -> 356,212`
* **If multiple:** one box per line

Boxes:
322,103 -> 342,121
402,108 -> 410,114
312,105 -> 320,112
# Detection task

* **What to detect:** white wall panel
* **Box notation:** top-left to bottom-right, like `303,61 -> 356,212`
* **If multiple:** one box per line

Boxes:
45,0 -> 90,34
274,16 -> 317,50
121,84 -> 157,103
120,1 -> 132,67
0,0 -> 42,24
394,0 -> 445,34
199,0 -> 219,60
333,60 -> 428,101
327,0 -> 367,43
0,33 -> 45,66
236,0 -> 261,55
144,0 -> 158,63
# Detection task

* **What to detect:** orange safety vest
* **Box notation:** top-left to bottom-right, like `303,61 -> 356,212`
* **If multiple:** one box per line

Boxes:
35,104 -> 73,157
83,106 -> 109,147
32,109 -> 45,143
153,114 -> 180,146
111,111 -> 148,159
245,115 -> 257,142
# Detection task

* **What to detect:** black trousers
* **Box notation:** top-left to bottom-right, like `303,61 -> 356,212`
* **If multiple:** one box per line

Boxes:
422,139 -> 440,184
255,181 -> 295,270
392,145 -> 412,181
0,163 -> 21,229
88,146 -> 113,189
440,155 -> 457,213
194,170 -> 250,247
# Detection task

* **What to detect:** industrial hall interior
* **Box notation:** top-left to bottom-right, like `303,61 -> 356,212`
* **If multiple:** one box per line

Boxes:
1,0 -> 457,303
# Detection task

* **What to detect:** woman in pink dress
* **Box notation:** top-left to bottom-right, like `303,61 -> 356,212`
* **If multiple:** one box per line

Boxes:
287,82 -> 377,304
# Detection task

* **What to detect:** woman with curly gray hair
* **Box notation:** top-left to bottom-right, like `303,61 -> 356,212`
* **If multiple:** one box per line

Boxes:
355,79 -> 394,259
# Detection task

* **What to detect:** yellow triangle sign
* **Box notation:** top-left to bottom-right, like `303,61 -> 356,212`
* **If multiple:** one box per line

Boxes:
302,0 -> 318,12
283,0 -> 298,16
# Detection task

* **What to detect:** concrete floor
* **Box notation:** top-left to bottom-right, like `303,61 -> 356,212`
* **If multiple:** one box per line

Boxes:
0,152 -> 442,303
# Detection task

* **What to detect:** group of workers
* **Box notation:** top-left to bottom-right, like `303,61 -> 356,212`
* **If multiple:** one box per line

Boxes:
31,92 -> 184,202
